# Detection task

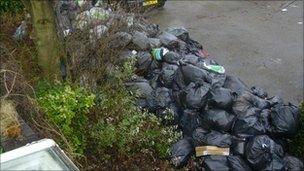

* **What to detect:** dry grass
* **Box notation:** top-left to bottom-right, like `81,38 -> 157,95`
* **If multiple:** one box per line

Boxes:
0,100 -> 21,139
0,12 -> 70,154
65,10 -> 133,88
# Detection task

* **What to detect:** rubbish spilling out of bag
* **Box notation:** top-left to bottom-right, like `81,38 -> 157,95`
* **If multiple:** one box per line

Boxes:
47,1 -> 304,170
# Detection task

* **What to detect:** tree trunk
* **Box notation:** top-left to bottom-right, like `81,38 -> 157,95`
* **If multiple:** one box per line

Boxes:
28,0 -> 61,80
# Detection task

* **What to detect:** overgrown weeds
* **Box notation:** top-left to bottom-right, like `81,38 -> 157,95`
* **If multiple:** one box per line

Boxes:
0,4 -> 181,170
87,60 -> 181,168
36,81 -> 95,156
289,102 -> 304,160
0,0 -> 24,15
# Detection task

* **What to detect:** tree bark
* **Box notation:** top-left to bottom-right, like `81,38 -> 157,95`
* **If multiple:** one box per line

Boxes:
27,0 -> 61,80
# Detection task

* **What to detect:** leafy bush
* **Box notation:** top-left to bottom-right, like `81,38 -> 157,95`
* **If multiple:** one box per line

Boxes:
36,81 -> 95,155
90,60 -> 181,162
34,59 -> 180,169
0,0 -> 24,14
289,102 -> 304,159
0,146 -> 4,154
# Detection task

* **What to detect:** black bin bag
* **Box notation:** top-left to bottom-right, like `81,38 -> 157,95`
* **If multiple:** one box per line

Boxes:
180,109 -> 202,137
245,135 -> 284,170
185,38 -> 203,55
283,155 -> 304,171
131,31 -> 150,50
158,32 -> 179,49
260,157 -> 285,171
209,72 -> 227,88
232,108 -> 269,136
209,87 -> 236,109
172,67 -> 186,91
180,62 -> 211,85
231,136 -> 247,156
170,138 -> 194,168
251,86 -> 268,99
223,75 -> 249,95
202,156 -> 230,171
163,51 -> 182,65
125,78 -> 153,98
165,27 -> 189,42
146,87 -> 172,111
109,32 -> 132,49
179,83 -> 211,109
160,63 -> 178,88
232,91 -> 270,115
269,103 -> 300,137
202,155 -> 252,171
267,95 -> 284,107
192,128 -> 232,148
135,51 -> 152,76
201,109 -> 235,132
227,155 -> 252,171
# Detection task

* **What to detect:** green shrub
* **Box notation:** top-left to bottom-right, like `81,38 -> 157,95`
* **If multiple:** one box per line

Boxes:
36,81 -> 95,155
90,60 -> 181,160
35,59 -> 181,168
0,146 -> 4,154
0,0 -> 24,14
289,102 -> 304,159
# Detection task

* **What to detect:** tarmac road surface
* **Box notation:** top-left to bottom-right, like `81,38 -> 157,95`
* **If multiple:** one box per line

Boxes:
148,0 -> 303,104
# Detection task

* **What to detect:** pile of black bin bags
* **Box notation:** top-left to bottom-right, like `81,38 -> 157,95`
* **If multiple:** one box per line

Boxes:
46,1 -> 303,170
124,27 -> 303,170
